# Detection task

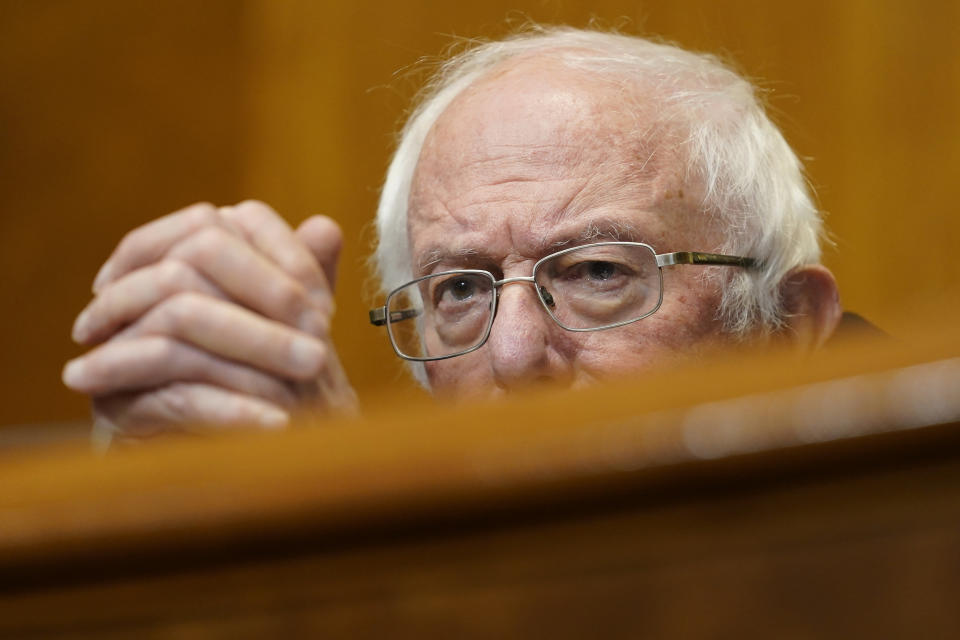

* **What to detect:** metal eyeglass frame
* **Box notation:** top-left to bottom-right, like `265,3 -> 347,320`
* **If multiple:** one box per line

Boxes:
369,241 -> 758,362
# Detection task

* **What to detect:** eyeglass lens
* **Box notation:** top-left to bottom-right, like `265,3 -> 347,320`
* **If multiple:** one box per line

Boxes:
386,243 -> 661,359
534,243 -> 661,330
387,272 -> 495,359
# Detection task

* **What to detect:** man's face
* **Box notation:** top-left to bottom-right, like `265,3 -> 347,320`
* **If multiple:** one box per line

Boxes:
407,58 -> 737,398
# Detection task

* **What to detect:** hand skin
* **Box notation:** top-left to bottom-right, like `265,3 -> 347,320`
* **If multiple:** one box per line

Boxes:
63,201 -> 357,441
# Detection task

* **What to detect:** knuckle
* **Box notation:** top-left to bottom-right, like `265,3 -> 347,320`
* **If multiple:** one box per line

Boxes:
157,259 -> 197,292
220,400 -> 255,424
278,252 -> 313,279
269,279 -> 309,318
181,226 -> 231,263
155,383 -> 193,420
235,199 -> 275,217
141,334 -> 180,364
158,291 -> 206,333
300,308 -> 330,337
183,202 -> 219,226
302,339 -> 328,379
115,225 -> 145,260
283,333 -> 326,380
93,383 -> 199,439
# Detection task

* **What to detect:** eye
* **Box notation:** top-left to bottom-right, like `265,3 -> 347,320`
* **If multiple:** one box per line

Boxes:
547,258 -> 634,297
561,260 -> 628,284
441,277 -> 475,302
586,261 -> 617,281
430,273 -> 490,310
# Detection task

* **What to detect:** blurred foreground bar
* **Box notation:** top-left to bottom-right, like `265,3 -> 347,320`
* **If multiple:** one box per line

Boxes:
1,326 -> 959,637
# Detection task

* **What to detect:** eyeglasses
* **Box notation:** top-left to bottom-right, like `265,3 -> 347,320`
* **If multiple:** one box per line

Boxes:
369,241 -> 757,362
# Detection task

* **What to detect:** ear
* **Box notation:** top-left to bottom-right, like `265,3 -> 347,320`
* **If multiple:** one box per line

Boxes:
778,264 -> 843,352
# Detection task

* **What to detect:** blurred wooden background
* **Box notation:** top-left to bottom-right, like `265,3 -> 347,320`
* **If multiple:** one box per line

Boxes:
1,0 -> 957,428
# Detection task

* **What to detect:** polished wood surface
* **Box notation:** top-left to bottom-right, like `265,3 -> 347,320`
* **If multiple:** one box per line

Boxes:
1,324 -> 957,637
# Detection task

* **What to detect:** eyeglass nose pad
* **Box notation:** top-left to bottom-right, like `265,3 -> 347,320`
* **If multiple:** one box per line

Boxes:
538,286 -> 556,308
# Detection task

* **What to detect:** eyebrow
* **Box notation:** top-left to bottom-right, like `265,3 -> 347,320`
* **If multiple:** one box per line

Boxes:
550,220 -> 642,249
418,247 -> 481,274
416,219 -> 645,274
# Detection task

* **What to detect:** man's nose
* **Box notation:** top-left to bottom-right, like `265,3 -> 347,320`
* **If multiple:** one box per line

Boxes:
486,282 -> 571,391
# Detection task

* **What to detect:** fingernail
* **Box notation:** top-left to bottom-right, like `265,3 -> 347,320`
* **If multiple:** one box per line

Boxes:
92,261 -> 112,293
290,336 -> 323,378
258,407 -> 290,430
62,358 -> 86,388
72,309 -> 90,343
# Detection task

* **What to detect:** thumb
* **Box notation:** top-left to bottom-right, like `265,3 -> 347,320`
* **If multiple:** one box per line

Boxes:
296,215 -> 343,294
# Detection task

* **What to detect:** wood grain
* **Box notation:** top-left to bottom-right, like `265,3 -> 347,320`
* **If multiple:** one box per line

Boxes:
0,324 -> 957,636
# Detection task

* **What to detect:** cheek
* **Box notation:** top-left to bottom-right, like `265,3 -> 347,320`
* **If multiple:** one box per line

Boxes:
424,350 -> 492,397
567,327 -> 660,379
569,279 -> 728,377
659,270 -> 727,339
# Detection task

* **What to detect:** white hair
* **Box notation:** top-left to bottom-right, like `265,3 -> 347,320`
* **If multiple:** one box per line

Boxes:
373,26 -> 823,381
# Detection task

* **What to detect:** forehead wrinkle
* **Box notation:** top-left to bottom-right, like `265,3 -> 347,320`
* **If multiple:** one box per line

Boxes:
453,177 -> 579,214
408,57 -> 712,277
439,151 -> 574,193
475,141 -> 584,166
438,144 -> 595,215
416,216 -> 640,273
540,157 -> 646,223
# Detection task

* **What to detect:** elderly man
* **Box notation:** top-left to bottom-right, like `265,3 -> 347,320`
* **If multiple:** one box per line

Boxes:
63,28 -> 842,439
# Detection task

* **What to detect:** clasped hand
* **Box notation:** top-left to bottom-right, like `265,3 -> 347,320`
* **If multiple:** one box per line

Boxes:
63,201 -> 357,441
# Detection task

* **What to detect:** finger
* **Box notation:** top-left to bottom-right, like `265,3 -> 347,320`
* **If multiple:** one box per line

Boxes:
74,260 -> 224,345
93,202 -> 239,293
166,225 -> 324,334
110,292 -> 327,380
63,335 -> 298,408
221,201 -> 334,311
94,383 -> 290,440
298,348 -> 359,416
296,215 -> 343,295
293,216 -> 356,415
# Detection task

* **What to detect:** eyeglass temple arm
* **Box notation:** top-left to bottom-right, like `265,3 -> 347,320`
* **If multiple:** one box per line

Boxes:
369,307 -> 421,326
656,251 -> 758,269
